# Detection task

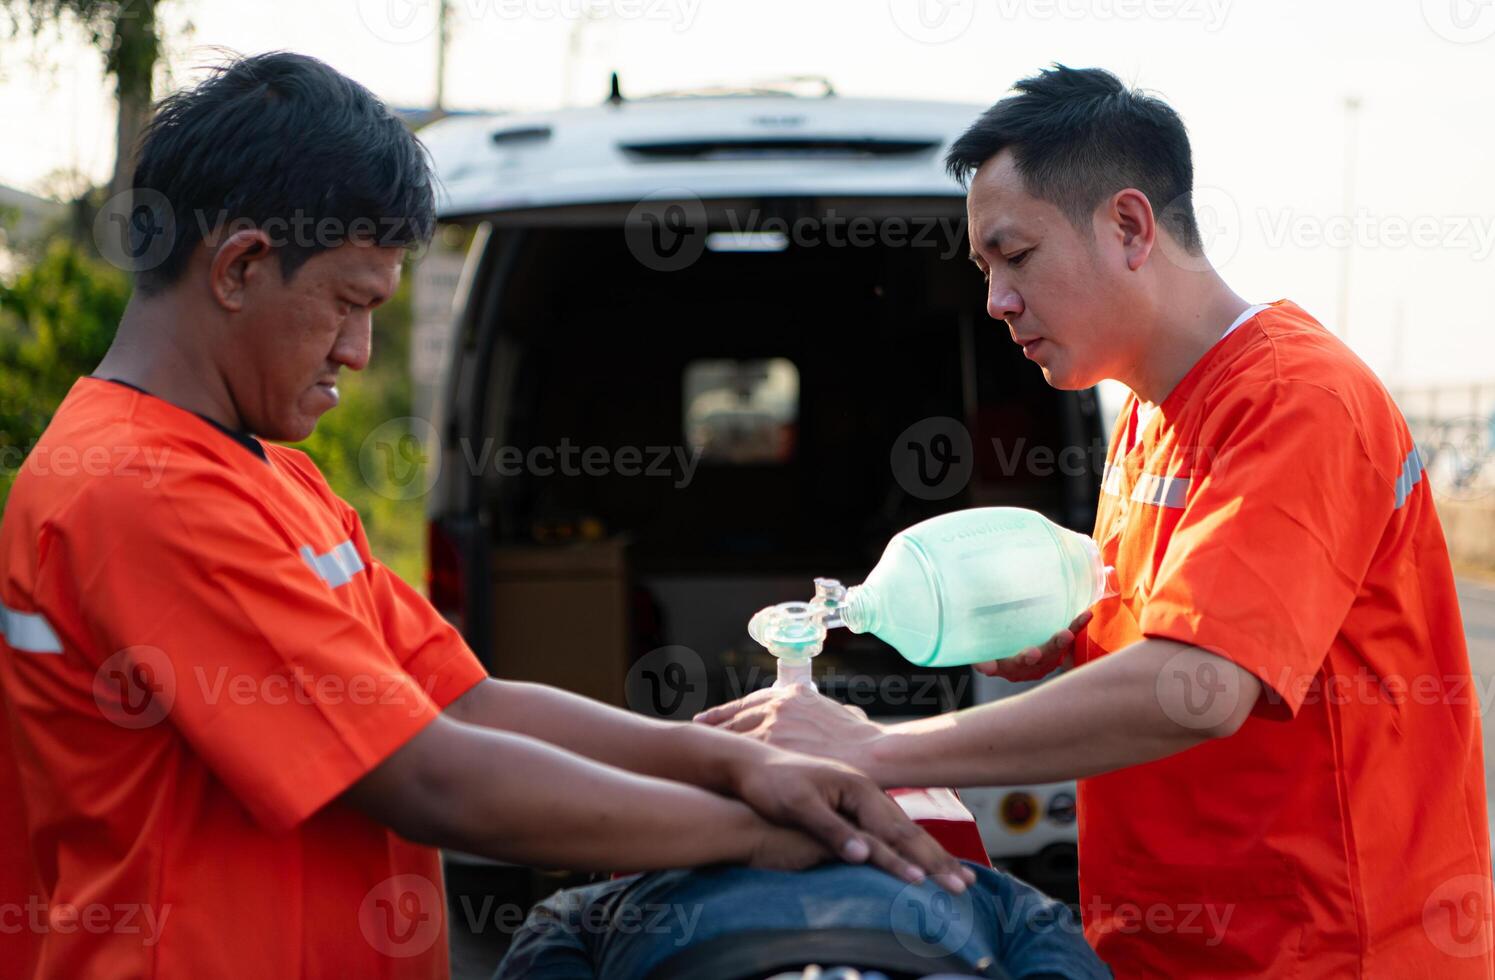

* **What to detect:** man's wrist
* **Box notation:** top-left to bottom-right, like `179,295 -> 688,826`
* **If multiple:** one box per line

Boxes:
676,721 -> 769,795
845,728 -> 898,786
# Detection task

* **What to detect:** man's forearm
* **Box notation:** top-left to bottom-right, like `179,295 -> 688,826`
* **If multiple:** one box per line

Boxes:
346,711 -> 772,872
448,678 -> 762,793
860,639 -> 1258,787
437,726 -> 768,871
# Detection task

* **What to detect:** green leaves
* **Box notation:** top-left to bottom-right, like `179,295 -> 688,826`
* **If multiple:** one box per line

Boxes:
0,236 -> 128,503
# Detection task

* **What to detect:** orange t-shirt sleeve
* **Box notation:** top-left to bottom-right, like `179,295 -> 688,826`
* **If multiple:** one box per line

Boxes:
1138,379 -> 1393,716
41,475 -> 450,833
318,458 -> 488,709
355,538 -> 487,709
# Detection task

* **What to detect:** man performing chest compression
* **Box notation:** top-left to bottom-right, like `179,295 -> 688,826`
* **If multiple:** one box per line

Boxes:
0,51 -> 973,980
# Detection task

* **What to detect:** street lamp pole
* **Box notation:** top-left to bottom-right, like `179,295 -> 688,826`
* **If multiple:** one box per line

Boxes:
435,0 -> 451,115
1337,95 -> 1362,342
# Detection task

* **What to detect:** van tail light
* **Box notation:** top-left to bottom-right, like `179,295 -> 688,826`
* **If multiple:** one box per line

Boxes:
427,521 -> 467,633
999,791 -> 1040,833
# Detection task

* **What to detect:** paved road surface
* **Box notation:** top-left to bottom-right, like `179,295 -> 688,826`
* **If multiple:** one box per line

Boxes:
1457,576 -> 1495,845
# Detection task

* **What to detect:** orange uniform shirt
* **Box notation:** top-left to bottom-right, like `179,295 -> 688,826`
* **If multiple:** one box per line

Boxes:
0,378 -> 487,978
1076,301 -> 1494,976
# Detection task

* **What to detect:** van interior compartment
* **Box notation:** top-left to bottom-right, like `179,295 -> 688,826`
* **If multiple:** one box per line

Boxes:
469,198 -> 1100,716
489,542 -> 629,707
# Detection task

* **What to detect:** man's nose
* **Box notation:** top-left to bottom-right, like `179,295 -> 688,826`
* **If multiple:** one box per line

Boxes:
332,313 -> 373,372
987,279 -> 1023,322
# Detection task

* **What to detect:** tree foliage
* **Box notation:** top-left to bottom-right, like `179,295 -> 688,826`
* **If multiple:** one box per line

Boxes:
0,236 -> 128,500
3,0 -> 164,195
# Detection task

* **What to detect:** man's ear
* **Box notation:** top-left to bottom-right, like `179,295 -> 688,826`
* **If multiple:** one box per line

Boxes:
208,228 -> 275,312
1107,188 -> 1157,272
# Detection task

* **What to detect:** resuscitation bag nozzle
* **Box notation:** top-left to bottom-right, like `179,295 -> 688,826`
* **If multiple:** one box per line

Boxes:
747,578 -> 851,688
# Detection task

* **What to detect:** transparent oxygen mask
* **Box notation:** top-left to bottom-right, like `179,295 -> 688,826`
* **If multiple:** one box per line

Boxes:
746,578 -> 849,690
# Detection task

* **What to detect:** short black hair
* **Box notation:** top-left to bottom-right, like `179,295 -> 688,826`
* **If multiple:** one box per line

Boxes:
946,65 -> 1201,254
130,51 -> 436,294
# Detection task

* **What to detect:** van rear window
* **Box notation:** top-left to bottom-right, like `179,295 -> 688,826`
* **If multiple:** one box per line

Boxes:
684,358 -> 798,465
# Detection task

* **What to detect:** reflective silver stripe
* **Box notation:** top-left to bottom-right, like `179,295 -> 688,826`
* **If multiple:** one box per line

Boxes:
300,540 -> 365,589
0,602 -> 63,654
1394,446 -> 1425,510
1101,463 -> 1124,497
1131,472 -> 1190,509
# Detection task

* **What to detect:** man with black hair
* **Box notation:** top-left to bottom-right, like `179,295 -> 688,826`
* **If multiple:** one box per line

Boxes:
0,52 -> 972,979
701,65 -> 1493,976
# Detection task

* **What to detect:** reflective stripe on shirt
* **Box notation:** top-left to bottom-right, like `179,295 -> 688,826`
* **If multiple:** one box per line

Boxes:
1101,466 -> 1190,508
1394,446 -> 1425,510
300,541 -> 365,589
1102,463 -> 1125,497
1132,473 -> 1191,509
0,602 -> 63,654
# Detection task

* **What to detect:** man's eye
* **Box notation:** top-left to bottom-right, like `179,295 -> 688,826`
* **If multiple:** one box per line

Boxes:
1006,249 -> 1032,268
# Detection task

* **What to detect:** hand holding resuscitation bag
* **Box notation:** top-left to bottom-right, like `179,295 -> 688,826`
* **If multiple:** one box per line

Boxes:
750,507 -> 1117,671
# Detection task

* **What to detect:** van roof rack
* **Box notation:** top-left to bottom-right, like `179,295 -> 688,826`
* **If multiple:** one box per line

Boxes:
605,73 -> 836,104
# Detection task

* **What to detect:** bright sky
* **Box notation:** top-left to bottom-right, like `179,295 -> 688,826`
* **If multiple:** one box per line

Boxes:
2,0 -> 1492,387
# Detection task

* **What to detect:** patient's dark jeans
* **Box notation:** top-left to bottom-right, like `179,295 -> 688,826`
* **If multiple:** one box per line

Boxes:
494,862 -> 1110,979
